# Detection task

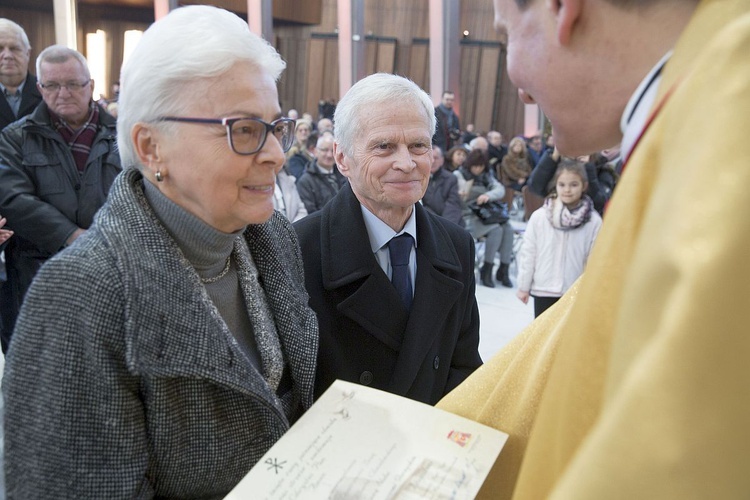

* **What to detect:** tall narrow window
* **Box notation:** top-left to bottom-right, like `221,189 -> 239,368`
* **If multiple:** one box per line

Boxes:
123,30 -> 143,68
86,29 -> 107,101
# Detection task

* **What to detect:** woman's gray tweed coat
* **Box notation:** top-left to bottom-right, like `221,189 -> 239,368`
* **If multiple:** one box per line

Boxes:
2,168 -> 319,499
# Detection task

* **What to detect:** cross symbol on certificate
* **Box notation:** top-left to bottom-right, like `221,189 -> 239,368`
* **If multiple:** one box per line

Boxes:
265,457 -> 287,474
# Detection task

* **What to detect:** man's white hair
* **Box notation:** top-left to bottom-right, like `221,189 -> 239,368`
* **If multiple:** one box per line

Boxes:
333,73 -> 436,156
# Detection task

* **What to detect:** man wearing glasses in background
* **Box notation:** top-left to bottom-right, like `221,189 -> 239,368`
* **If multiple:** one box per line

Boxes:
0,44 -> 121,352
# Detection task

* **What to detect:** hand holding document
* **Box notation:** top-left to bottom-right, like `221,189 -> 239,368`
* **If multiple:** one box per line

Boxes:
226,380 -> 508,499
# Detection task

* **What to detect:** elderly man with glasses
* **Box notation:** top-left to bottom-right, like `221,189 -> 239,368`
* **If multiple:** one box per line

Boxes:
0,44 -> 121,352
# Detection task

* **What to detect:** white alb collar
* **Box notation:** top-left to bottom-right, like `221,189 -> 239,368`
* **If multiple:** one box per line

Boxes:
620,51 -> 672,161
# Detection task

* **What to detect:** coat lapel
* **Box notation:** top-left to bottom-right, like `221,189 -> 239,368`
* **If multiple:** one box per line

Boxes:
244,217 -> 318,408
19,74 -> 42,118
106,170 -> 314,417
388,205 -> 465,394
0,95 -> 14,126
320,184 -> 411,350
0,73 -> 42,128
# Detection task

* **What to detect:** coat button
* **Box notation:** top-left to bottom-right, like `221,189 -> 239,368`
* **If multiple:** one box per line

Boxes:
359,371 -> 373,385
433,356 -> 440,370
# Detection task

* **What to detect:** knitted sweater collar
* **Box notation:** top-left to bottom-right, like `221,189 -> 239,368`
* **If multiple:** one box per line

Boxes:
143,179 -> 239,274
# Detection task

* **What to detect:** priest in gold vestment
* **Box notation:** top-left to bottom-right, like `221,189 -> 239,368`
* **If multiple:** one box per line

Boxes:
437,0 -> 750,497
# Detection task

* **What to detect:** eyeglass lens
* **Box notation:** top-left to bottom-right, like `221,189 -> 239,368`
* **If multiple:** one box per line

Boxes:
229,119 -> 295,154
42,81 -> 89,92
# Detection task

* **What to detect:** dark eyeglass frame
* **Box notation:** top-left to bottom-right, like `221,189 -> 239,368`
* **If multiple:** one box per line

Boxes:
156,116 -> 296,156
39,80 -> 92,93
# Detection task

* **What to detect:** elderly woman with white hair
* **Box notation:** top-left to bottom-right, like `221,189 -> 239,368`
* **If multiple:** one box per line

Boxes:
2,6 -> 318,498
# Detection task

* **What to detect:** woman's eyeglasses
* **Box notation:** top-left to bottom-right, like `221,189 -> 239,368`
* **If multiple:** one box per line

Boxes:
156,116 -> 297,155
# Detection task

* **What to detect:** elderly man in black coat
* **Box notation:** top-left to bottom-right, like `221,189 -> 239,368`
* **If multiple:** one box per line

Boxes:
295,73 -> 482,405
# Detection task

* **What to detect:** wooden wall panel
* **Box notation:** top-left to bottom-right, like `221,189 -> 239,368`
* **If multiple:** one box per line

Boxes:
474,46 -> 500,133
408,43 -> 429,93
375,41 -> 396,74
459,44 -> 481,130
461,0 -> 506,44
277,37 -> 308,114
394,44 -> 411,80
494,48 -> 525,139
305,38 -> 326,117
366,0 -> 429,43
273,0 -> 322,25
366,40 -> 378,75
321,38 -> 338,105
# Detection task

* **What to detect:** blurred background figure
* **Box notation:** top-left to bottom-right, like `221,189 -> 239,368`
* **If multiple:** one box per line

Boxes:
273,167 -> 308,222
421,145 -> 463,226
301,111 -> 314,126
296,132 -> 345,214
317,97 -> 335,120
433,90 -> 461,152
285,117 -> 311,160
285,119 -> 315,180
316,117 -> 333,135
526,133 -> 543,167
445,144 -> 468,172
455,149 -> 514,288
461,123 -> 478,145
487,130 -> 508,171
499,137 -> 532,192
469,135 -> 489,153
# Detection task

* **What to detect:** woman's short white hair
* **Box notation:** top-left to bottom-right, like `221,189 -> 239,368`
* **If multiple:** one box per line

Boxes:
333,73 -> 436,157
118,5 -> 286,169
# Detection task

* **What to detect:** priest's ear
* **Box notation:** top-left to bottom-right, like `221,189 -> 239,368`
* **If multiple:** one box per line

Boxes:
548,0 -> 583,46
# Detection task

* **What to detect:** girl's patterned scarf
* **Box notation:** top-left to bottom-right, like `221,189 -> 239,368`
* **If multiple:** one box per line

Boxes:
545,194 -> 594,230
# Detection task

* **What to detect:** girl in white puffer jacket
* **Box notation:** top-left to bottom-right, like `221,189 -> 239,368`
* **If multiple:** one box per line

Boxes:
516,159 -> 602,317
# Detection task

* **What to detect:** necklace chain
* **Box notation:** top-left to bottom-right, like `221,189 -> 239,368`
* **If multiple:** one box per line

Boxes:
200,256 -> 231,284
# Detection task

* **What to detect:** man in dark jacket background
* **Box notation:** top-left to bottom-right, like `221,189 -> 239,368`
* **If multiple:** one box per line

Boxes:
432,90 -> 461,152
0,44 -> 121,352
421,145 -> 463,226
296,133 -> 345,214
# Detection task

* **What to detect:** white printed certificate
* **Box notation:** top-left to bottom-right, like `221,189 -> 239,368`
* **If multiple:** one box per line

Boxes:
225,380 -> 508,499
